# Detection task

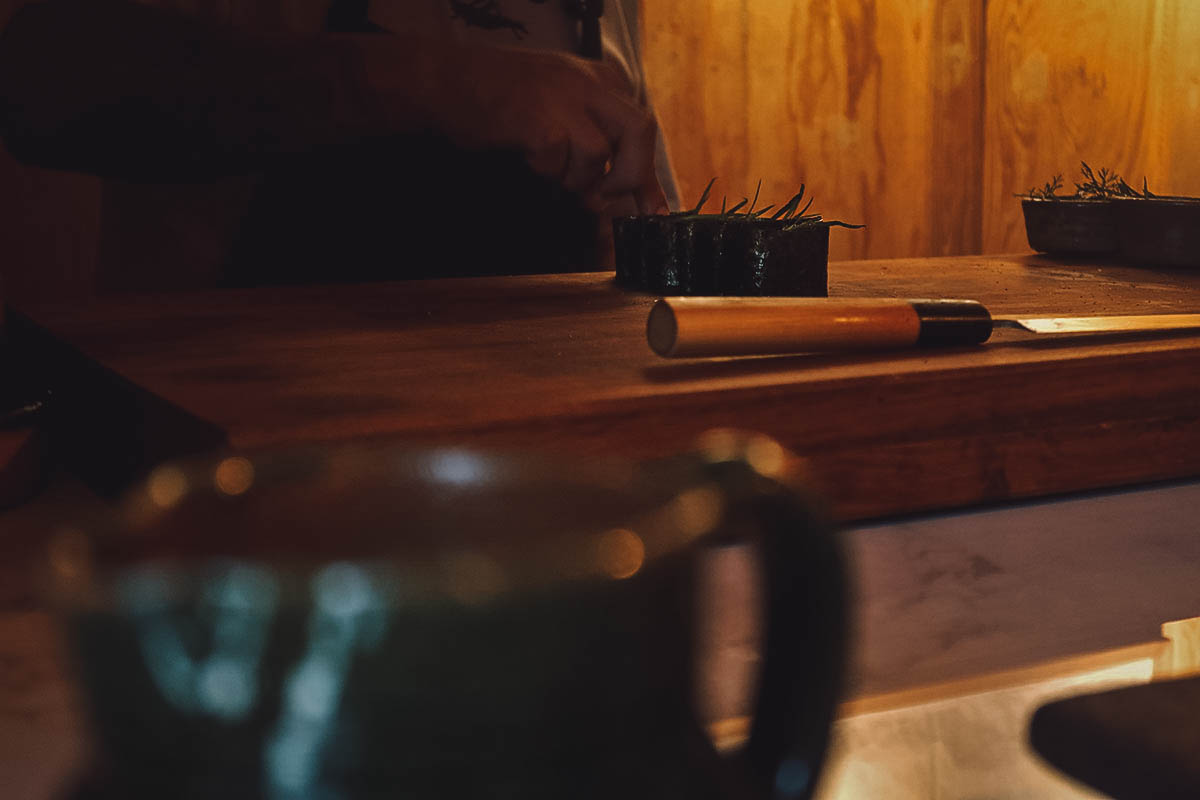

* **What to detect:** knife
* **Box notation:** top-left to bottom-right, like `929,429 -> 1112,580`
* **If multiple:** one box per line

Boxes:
647,297 -> 1200,358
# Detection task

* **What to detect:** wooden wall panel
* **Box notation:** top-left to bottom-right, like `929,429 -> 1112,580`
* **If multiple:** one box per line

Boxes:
982,0 -> 1200,253
929,0 -> 985,256
641,0 -> 985,261
643,0 -> 1200,260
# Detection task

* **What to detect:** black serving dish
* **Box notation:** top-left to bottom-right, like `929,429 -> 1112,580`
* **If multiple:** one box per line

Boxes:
614,214 -> 831,296
1112,196 -> 1200,268
1020,198 -> 1118,255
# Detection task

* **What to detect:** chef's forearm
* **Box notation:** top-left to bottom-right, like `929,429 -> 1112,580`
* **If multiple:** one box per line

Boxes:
0,0 -> 438,179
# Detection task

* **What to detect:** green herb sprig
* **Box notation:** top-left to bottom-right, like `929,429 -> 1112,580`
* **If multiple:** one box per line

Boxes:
686,177 -> 717,214
1075,162 -> 1142,199
1026,174 -> 1064,200
1022,162 -> 1155,200
684,179 -> 864,228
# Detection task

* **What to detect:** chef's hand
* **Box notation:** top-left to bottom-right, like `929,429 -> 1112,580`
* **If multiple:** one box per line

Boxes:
413,43 -> 670,216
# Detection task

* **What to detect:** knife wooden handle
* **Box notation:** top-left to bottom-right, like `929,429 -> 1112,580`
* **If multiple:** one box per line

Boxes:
647,297 -> 993,358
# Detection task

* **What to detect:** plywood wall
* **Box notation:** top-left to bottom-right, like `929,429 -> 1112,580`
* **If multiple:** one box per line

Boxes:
641,0 -> 985,261
983,0 -> 1200,252
642,0 -> 1200,259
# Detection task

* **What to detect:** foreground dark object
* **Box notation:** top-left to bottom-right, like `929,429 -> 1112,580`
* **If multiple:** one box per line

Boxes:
48,440 -> 846,799
1031,675 -> 1200,799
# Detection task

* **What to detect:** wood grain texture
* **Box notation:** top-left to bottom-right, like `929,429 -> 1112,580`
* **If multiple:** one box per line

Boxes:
641,0 -> 985,261
12,255 -> 1200,522
641,0 -> 1200,258
983,0 -> 1200,253
929,0 -> 985,256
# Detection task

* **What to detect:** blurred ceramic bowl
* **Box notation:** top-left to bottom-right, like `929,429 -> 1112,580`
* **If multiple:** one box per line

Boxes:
46,439 -> 846,800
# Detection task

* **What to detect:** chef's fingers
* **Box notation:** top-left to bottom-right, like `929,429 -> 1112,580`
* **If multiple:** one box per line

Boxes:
562,123 -> 612,196
632,172 -> 669,216
605,134 -> 667,216
523,126 -> 572,186
587,94 -> 668,215
523,128 -> 610,205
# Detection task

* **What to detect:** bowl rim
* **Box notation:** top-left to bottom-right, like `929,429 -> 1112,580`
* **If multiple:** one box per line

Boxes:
1020,195 -> 1200,206
1018,196 -> 1113,205
1109,195 -> 1200,206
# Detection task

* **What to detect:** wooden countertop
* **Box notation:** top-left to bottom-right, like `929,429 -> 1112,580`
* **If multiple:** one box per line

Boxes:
9,253 -> 1200,522
7,253 -> 1200,798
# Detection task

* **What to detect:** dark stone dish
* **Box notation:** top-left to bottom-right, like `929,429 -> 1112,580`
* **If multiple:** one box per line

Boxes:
1021,194 -> 1200,268
613,215 -> 831,296
1112,196 -> 1200,268
1020,198 -> 1118,255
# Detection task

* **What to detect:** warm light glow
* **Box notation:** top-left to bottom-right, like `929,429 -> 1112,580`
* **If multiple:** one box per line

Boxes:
672,486 -> 724,536
48,527 -> 91,581
147,466 -> 189,508
745,435 -> 786,477
214,456 -> 255,496
597,528 -> 645,579
698,428 -> 740,463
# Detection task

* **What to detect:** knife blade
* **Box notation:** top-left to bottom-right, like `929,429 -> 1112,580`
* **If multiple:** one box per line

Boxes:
647,297 -> 1200,358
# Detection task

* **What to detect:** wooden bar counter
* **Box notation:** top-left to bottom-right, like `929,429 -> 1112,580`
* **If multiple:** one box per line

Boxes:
9,253 -> 1200,521
6,253 -> 1200,798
